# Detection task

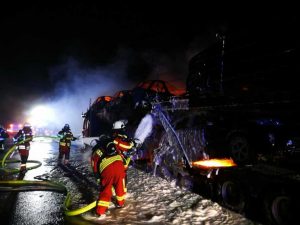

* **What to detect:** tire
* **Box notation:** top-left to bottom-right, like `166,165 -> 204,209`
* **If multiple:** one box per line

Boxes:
263,191 -> 293,225
221,180 -> 245,213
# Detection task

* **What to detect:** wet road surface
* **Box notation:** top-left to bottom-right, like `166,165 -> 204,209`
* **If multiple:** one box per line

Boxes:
1,138 -> 72,225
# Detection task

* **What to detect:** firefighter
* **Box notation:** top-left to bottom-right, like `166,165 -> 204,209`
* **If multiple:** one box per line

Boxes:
91,140 -> 126,218
91,121 -> 137,179
0,125 -> 9,151
91,121 -> 139,217
13,123 -> 33,172
57,124 -> 76,165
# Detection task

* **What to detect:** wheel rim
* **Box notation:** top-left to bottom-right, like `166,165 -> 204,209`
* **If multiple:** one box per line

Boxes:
230,136 -> 249,163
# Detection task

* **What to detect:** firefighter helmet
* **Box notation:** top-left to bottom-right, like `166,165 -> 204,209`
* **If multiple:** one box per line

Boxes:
112,120 -> 127,130
64,124 -> 70,130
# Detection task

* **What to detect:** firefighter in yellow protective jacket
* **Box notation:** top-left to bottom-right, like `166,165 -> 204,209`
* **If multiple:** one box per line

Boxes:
57,124 -> 76,165
13,123 -> 33,172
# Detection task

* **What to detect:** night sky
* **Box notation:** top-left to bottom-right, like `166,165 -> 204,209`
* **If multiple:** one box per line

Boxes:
0,3 -> 297,132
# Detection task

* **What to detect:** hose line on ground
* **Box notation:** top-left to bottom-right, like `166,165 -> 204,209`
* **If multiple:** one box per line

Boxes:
0,136 -> 97,216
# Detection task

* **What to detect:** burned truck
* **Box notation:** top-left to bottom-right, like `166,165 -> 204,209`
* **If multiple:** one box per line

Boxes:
81,80 -> 185,138
152,22 -> 299,170
81,96 -> 113,137
148,22 -> 299,225
82,19 -> 299,224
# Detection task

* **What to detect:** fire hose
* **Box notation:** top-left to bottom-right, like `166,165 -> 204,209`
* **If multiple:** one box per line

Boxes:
0,136 -> 98,217
1,137 -> 42,172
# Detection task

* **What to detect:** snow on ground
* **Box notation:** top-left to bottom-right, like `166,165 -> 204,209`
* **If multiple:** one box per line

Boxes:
93,167 -> 259,225
45,141 -> 260,225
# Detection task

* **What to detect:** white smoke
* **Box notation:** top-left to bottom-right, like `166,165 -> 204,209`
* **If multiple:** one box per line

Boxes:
31,57 -> 134,135
134,114 -> 153,144
19,46 -> 191,135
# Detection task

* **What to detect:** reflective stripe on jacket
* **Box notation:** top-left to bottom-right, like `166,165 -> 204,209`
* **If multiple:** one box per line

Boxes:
18,145 -> 30,150
113,136 -> 134,151
99,155 -> 123,173
59,142 -> 71,147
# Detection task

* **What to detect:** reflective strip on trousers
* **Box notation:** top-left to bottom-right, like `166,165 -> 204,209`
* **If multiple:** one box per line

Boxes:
97,200 -> 110,207
123,178 -> 127,193
116,194 -> 125,201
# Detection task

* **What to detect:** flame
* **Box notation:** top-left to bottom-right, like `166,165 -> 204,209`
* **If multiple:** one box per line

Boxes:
104,96 -> 112,102
193,158 -> 237,168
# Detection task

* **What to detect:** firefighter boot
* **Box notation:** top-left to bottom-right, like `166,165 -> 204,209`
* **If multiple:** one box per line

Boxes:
95,214 -> 106,220
111,196 -> 124,209
20,164 -> 27,173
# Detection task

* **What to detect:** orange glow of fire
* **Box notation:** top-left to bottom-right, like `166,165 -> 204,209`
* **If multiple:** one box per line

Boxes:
193,158 -> 237,168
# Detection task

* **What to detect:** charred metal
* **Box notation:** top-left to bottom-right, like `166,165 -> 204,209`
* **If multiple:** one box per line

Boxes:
82,24 -> 299,225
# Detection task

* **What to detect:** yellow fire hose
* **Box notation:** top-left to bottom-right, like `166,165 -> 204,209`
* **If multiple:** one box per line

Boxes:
0,180 -> 67,193
0,136 -> 98,217
64,195 -> 97,216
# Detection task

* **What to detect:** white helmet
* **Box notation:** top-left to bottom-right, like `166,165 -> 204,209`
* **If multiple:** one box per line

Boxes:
112,120 -> 127,130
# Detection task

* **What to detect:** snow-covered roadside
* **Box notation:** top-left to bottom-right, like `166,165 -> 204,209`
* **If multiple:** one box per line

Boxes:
80,166 -> 260,225
125,168 -> 258,224
47,142 -> 260,225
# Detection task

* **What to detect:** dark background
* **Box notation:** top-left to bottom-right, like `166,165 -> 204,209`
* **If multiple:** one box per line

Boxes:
0,3 -> 297,131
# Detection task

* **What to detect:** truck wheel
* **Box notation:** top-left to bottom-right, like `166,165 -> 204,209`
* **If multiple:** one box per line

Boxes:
229,135 -> 250,164
221,180 -> 245,212
263,192 -> 292,225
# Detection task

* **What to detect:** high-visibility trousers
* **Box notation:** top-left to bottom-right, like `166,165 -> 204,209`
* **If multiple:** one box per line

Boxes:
18,144 -> 30,164
59,142 -> 71,160
96,160 -> 126,215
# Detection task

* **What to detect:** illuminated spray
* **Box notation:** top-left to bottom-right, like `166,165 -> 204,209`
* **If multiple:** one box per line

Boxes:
134,114 -> 153,144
